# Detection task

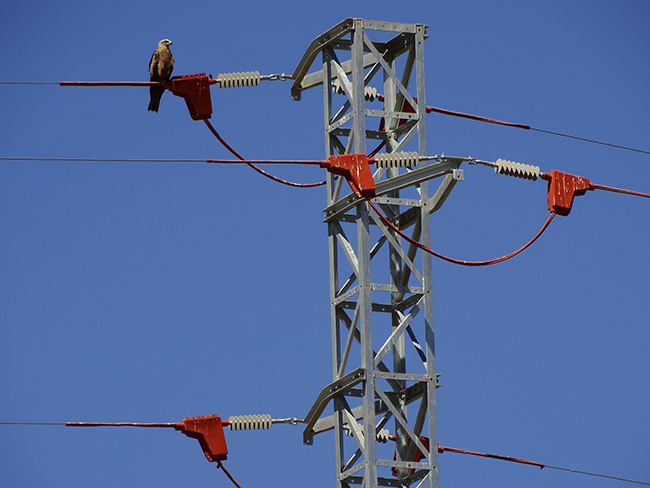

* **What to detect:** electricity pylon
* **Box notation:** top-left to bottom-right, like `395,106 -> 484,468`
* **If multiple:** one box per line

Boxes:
292,18 -> 464,488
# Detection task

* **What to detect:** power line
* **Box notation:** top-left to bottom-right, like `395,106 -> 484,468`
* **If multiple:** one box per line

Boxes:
591,181 -> 650,199
431,107 -> 650,155
0,156 -> 315,164
438,445 -> 650,486
0,81 -> 60,85
203,119 -> 327,188
545,464 -> 650,486
5,155 -> 649,204
216,461 -> 244,488
369,199 -> 557,266
530,127 -> 650,155
4,154 -> 650,204
4,81 -> 648,157
374,94 -> 650,156
66,422 -> 177,428
0,422 -> 64,426
0,157 -> 206,163
5,423 -> 645,486
0,81 -> 164,88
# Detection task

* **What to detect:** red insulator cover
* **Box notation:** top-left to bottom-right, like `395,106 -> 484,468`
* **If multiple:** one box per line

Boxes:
167,73 -> 214,121
543,169 -> 593,216
174,415 -> 228,462
320,154 -> 376,198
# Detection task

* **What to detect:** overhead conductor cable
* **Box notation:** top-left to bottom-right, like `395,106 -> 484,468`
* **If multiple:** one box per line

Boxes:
371,92 -> 650,156
203,119 -> 327,188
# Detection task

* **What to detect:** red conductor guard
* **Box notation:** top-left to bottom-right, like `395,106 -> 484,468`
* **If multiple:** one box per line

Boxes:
174,415 -> 229,462
205,153 -> 378,198
66,415 -> 230,463
166,73 -> 215,121
320,153 -> 376,198
541,169 -> 593,216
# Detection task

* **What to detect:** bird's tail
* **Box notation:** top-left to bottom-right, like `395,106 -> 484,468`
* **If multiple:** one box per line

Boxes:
148,86 -> 164,112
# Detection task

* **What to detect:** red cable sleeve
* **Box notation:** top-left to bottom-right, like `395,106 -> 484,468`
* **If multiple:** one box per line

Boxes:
425,106 -> 531,130
367,199 -> 556,266
438,445 -> 650,485
375,94 -> 530,130
590,182 -> 650,199
438,445 -> 545,469
217,461 -> 245,488
203,119 -> 326,188
205,158 -> 321,165
375,94 -> 649,155
368,140 -> 387,159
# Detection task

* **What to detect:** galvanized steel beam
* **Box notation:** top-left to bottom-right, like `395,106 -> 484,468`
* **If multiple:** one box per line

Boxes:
294,18 -> 449,488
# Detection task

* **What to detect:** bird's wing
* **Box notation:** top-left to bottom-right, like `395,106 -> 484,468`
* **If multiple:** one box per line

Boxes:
149,49 -> 160,80
157,48 -> 174,80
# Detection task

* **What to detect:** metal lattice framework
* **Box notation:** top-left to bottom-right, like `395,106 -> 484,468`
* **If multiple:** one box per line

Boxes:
292,19 -> 464,488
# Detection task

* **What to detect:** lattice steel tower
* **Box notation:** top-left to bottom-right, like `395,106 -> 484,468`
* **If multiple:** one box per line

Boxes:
291,19 -> 464,488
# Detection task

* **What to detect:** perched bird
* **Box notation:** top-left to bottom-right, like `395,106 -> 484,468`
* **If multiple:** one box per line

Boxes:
148,39 -> 175,112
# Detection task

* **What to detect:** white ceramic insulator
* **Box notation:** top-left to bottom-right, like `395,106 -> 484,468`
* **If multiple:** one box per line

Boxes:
332,79 -> 345,95
216,71 -> 261,88
228,414 -> 272,430
494,158 -> 540,181
332,80 -> 378,101
364,86 -> 378,101
376,428 -> 390,443
374,151 -> 420,168
343,425 -> 391,443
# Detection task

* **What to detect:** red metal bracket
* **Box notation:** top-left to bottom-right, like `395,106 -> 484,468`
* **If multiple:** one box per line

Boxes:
320,153 -> 376,198
174,415 -> 229,462
166,73 -> 217,121
542,169 -> 594,216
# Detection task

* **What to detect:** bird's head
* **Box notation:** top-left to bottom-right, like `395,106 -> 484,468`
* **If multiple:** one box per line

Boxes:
158,39 -> 172,48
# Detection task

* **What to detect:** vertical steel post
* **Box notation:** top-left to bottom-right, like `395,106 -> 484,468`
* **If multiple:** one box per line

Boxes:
415,23 -> 439,488
351,19 -> 377,488
323,44 -> 346,488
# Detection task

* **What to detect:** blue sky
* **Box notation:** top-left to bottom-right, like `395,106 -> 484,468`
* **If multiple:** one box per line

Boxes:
1,1 -> 649,487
